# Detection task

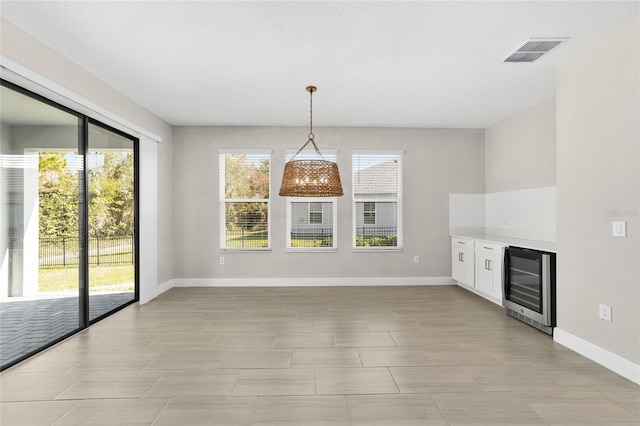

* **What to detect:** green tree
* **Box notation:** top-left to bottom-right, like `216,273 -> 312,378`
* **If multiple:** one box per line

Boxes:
224,154 -> 269,231
38,152 -> 79,237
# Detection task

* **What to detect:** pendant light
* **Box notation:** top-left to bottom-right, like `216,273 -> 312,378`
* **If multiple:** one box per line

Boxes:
279,86 -> 344,197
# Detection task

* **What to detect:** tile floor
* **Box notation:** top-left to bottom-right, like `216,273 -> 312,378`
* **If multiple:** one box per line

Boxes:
0,285 -> 638,425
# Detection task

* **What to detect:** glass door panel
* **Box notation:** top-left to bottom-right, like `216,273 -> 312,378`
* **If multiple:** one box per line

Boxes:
87,123 -> 136,321
0,83 -> 83,369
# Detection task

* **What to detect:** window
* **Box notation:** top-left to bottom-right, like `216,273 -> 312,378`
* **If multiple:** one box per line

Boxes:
352,151 -> 403,249
219,150 -> 270,250
285,150 -> 338,250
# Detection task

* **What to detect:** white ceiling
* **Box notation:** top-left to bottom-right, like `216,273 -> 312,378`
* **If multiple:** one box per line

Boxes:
1,1 -> 638,129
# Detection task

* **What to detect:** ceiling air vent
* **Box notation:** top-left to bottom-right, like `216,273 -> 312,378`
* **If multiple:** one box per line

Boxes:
504,38 -> 567,63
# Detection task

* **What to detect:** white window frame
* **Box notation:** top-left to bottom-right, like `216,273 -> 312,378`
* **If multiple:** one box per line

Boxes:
352,150 -> 403,251
285,149 -> 338,252
219,149 -> 271,251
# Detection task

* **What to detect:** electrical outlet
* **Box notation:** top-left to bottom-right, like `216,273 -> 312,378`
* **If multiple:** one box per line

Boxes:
219,256 -> 224,265
413,256 -> 419,264
599,304 -> 612,322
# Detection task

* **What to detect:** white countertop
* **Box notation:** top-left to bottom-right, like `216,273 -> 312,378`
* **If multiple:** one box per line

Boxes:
452,234 -> 557,253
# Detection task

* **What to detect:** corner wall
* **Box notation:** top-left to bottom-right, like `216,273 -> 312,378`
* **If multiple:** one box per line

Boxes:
172,126 -> 485,282
485,97 -> 556,193
556,15 -> 640,369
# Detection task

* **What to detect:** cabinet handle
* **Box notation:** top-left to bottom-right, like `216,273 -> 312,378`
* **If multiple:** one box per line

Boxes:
483,246 -> 494,250
487,259 -> 492,271
457,241 -> 466,245
484,259 -> 488,270
459,252 -> 464,262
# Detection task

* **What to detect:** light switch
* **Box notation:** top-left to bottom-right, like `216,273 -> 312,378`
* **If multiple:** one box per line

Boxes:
612,221 -> 626,237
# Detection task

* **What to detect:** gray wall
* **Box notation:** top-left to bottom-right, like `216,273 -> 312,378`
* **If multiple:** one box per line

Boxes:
172,126 -> 485,279
1,17 -> 175,286
485,97 -> 556,192
557,16 -> 639,364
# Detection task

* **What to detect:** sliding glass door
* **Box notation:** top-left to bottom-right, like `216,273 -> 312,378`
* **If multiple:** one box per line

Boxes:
87,122 -> 137,321
0,80 -> 138,370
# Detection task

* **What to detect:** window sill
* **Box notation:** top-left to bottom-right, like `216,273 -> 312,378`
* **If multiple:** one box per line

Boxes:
352,247 -> 404,252
286,248 -> 338,253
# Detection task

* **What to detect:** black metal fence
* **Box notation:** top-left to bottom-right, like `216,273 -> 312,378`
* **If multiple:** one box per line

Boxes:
39,234 -> 134,268
290,228 -> 333,248
225,229 -> 269,248
355,227 -> 397,247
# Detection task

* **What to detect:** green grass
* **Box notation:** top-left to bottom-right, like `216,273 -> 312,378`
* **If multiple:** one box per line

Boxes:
39,264 -> 134,293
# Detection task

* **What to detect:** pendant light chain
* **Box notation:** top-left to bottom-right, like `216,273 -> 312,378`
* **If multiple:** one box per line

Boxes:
309,87 -> 314,141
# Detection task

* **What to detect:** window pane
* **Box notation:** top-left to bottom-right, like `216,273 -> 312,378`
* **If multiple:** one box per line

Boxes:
225,202 -> 269,248
87,123 -> 136,322
224,154 -> 270,199
353,154 -> 400,199
290,201 -> 334,248
355,202 -> 398,247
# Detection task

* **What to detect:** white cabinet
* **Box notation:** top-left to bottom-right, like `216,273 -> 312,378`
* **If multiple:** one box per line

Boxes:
451,237 -> 475,287
451,236 -> 505,306
475,242 -> 505,303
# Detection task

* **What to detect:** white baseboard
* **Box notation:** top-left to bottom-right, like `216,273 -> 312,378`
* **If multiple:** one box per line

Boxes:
156,279 -> 175,295
171,277 -> 455,288
554,328 -> 640,385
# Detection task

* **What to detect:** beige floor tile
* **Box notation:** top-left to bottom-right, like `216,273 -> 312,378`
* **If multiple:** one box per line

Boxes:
424,349 -> 503,366
431,391 -> 544,423
204,321 -> 263,332
334,332 -> 396,347
0,371 -> 87,402
54,398 -> 170,425
291,349 -> 362,368
82,333 -> 162,350
298,310 -> 347,321
260,320 -> 314,333
0,400 -> 78,425
6,350 -> 87,373
153,396 -> 258,425
365,319 -> 422,331
145,321 -> 210,333
358,347 -> 433,367
231,368 -> 316,396
249,310 -> 299,321
145,349 -> 227,370
601,390 -> 640,417
252,395 -> 350,425
464,364 -> 568,392
54,370 -> 163,400
347,394 -> 447,424
197,311 -> 251,321
537,365 -> 640,391
313,320 -> 369,333
211,334 -> 276,349
390,330 -> 457,347
316,367 -> 399,395
219,349 -> 292,368
193,302 -> 243,310
145,370 -> 239,397
71,351 -> 158,371
274,333 -> 335,348
145,333 -> 217,350
389,366 -> 481,393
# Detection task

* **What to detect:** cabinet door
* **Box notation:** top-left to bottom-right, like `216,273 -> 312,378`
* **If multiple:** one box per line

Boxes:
452,246 -> 474,286
476,252 -> 503,301
476,253 -> 492,294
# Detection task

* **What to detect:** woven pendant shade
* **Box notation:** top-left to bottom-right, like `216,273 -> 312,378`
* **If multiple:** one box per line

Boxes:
279,159 -> 343,197
279,85 -> 344,197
